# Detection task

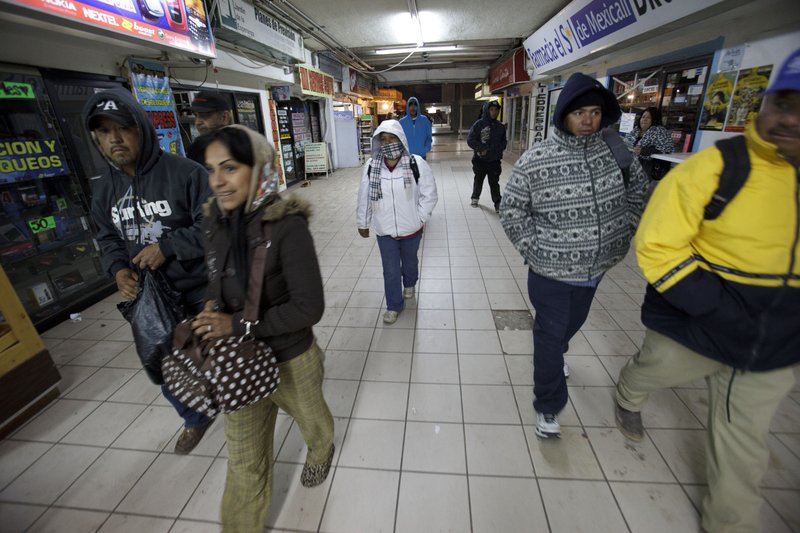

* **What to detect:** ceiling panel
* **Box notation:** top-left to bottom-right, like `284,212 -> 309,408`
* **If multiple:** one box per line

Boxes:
273,0 -> 571,78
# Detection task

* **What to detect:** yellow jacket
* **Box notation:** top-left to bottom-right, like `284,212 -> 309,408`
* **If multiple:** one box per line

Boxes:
636,123 -> 800,370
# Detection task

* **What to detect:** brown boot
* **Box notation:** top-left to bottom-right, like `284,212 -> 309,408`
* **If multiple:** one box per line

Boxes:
175,421 -> 213,454
615,402 -> 644,442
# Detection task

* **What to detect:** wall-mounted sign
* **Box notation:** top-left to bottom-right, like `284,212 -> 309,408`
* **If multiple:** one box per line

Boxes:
272,85 -> 291,101
347,68 -> 373,98
127,58 -> 185,156
489,48 -> 531,93
299,65 -> 334,98
2,0 -> 216,58
531,83 -> 549,145
523,0 -> 725,76
212,0 -> 304,64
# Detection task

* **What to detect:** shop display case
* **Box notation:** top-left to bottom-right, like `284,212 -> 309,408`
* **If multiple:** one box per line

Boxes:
0,67 -> 109,327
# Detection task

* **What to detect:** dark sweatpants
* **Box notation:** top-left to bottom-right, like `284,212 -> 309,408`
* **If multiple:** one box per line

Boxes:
527,271 -> 597,415
471,158 -> 502,206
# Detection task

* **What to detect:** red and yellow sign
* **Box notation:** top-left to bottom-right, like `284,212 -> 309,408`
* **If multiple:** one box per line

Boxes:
298,65 -> 334,98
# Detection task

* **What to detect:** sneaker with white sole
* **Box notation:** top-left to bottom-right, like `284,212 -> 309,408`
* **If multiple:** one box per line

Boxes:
383,310 -> 399,324
471,199 -> 478,207
563,363 -> 570,379
403,287 -> 415,299
535,412 -> 561,438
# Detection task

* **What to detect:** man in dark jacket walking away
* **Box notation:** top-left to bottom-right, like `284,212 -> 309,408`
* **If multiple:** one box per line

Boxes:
468,100 -> 507,212
615,49 -> 800,532
500,73 -> 647,439
84,88 -> 214,454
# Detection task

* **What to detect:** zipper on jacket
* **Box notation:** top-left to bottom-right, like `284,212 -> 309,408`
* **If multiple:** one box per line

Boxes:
390,169 -> 399,236
745,167 -> 800,370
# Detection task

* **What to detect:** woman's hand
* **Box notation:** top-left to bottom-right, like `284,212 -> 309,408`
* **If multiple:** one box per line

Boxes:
192,302 -> 234,342
633,146 -> 642,157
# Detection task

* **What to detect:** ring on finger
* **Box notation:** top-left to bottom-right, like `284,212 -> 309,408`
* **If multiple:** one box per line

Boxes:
207,325 -> 212,332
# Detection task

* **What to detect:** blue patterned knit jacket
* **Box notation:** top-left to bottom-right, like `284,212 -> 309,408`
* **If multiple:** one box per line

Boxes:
500,127 -> 647,282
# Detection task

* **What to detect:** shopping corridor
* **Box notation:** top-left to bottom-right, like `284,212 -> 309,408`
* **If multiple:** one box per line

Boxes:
1,134 -> 799,532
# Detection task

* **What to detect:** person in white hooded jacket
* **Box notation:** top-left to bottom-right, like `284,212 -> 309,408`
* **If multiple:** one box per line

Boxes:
356,120 -> 438,324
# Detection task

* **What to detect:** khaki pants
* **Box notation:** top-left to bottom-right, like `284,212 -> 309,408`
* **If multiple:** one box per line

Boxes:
617,329 -> 795,533
220,342 -> 334,532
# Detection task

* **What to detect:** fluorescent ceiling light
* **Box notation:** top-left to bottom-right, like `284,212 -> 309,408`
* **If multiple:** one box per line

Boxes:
375,45 -> 458,55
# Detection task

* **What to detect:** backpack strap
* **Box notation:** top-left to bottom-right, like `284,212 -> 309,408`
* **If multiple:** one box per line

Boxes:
601,128 -> 633,189
704,136 -> 749,220
409,155 -> 420,183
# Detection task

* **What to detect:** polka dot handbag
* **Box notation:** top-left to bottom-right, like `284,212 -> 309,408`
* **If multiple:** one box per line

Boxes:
163,222 -> 280,416
162,322 -> 280,417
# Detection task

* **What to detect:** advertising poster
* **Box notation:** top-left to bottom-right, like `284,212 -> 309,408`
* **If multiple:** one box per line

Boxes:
724,65 -> 773,133
5,0 -> 215,58
0,136 -> 71,182
698,71 -> 737,131
128,58 -> 185,156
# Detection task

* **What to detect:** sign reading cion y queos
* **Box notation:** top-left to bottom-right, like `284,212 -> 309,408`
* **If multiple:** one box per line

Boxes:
523,0 -> 726,77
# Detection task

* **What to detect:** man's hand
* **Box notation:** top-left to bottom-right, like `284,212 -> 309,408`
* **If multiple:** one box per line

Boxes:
132,243 -> 166,270
358,228 -> 370,238
115,268 -> 139,300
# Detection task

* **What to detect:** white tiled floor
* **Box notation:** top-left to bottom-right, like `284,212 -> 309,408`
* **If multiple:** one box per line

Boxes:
2,135 -> 799,532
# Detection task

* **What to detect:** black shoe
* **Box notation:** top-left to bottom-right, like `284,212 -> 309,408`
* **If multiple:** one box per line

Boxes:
494,204 -> 500,214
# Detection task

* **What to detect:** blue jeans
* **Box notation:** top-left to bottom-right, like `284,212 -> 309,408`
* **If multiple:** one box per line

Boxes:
162,385 -> 211,427
377,233 -> 422,312
527,271 -> 597,415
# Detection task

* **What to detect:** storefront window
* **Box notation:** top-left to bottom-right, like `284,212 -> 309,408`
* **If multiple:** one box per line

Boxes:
0,69 -> 107,326
611,56 -> 712,151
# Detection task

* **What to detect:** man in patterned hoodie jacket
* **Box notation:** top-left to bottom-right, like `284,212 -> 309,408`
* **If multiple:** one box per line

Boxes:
499,72 -> 647,438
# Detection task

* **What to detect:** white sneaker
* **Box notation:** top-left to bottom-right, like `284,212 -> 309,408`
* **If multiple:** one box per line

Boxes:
403,287 -> 415,299
535,412 -> 561,438
563,363 -> 570,379
383,310 -> 399,324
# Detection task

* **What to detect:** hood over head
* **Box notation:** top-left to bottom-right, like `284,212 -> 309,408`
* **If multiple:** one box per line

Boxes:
406,96 -> 422,117
554,72 -> 621,134
481,100 -> 503,120
82,87 -> 161,174
370,119 -> 410,159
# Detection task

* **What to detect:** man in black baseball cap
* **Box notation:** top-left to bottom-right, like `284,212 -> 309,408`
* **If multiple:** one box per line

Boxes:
191,91 -> 232,135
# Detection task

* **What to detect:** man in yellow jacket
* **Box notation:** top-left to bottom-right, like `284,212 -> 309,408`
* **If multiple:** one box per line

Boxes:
615,48 -> 800,533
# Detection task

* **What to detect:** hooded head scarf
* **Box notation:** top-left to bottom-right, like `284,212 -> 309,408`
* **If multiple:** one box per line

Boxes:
368,119 -> 415,201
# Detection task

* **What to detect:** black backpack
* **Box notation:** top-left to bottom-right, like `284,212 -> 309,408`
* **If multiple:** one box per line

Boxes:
368,155 -> 420,183
603,129 -> 749,220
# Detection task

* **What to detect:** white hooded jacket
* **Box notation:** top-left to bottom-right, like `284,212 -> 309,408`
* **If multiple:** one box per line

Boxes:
356,120 -> 438,237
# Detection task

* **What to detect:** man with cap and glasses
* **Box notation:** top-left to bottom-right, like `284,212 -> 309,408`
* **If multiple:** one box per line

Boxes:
614,48 -> 800,532
83,88 -> 214,454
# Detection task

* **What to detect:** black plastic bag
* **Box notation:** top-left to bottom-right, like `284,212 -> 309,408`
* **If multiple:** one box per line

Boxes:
117,269 -> 186,384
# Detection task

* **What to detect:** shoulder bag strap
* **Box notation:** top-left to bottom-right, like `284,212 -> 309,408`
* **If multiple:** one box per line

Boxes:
242,222 -> 273,324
